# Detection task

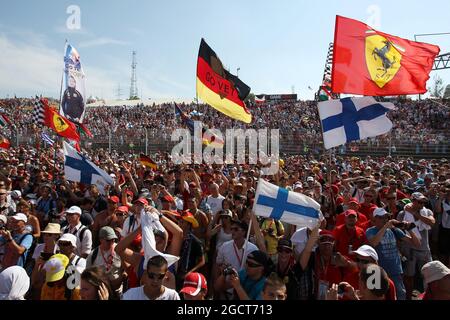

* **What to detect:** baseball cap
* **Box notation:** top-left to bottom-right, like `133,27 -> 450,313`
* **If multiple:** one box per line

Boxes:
161,194 -> 174,203
58,233 -> 77,247
117,206 -> 129,213
319,230 -> 335,244
294,182 -> 303,190
180,272 -> 207,296
344,209 -> 358,217
348,198 -> 359,205
247,250 -> 269,267
65,206 -> 82,215
307,176 -> 314,182
373,207 -> 389,217
11,213 -> 27,223
108,196 -> 120,203
219,209 -> 233,218
10,190 -> 22,199
99,226 -> 118,241
411,192 -> 427,201
133,197 -> 148,206
352,245 -> 378,262
277,239 -> 293,251
44,254 -> 69,283
180,211 -> 199,228
421,261 -> 450,286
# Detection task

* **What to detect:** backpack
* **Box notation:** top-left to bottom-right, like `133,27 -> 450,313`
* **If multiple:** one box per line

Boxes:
89,247 -> 100,266
18,233 -> 35,276
64,225 -> 88,243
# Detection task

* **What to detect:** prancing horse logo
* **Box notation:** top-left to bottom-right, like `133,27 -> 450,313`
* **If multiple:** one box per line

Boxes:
365,34 -> 402,88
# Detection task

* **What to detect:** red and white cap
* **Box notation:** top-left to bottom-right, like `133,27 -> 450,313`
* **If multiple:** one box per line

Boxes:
180,272 -> 207,296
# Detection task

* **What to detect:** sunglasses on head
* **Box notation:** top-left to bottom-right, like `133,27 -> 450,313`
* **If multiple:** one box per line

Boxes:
147,271 -> 165,280
246,260 -> 263,268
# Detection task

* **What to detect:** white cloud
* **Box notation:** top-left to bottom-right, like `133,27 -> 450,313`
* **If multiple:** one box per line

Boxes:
0,33 -> 188,100
0,34 -> 128,99
79,37 -> 130,48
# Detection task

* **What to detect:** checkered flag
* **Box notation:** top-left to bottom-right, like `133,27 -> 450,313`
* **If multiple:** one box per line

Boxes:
32,96 -> 45,127
322,42 -> 334,83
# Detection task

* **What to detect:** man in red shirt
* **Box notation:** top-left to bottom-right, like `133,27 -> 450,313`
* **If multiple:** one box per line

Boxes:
335,199 -> 368,228
333,210 -> 367,259
359,190 -> 378,220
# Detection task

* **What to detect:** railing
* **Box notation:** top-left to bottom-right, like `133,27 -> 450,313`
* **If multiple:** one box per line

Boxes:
11,129 -> 450,159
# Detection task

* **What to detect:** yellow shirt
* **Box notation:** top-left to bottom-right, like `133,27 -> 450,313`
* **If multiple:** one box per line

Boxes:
261,219 -> 284,255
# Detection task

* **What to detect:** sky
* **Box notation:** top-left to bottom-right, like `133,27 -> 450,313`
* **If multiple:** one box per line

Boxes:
0,0 -> 449,101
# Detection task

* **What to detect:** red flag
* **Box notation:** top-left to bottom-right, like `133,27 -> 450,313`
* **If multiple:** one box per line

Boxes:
42,99 -> 80,141
77,122 -> 93,138
332,16 -> 440,96
0,135 -> 10,149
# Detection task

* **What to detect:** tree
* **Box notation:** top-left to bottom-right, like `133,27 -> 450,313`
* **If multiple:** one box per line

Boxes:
444,84 -> 450,99
428,74 -> 444,98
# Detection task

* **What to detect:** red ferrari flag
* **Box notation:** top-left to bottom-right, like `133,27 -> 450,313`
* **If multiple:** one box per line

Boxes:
42,99 -> 80,142
332,16 -> 440,96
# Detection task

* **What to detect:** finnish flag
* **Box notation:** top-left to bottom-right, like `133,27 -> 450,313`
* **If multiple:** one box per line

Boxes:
318,97 -> 395,149
63,141 -> 113,194
253,179 -> 323,229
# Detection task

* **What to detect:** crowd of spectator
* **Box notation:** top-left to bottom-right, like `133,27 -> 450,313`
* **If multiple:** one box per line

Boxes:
0,142 -> 449,300
0,97 -> 448,147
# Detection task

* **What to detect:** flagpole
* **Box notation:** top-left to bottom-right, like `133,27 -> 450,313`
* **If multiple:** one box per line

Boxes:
240,218 -> 253,270
59,40 -> 68,113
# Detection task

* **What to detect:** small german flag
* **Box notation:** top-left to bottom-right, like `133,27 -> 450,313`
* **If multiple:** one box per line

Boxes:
140,154 -> 157,170
196,38 -> 252,123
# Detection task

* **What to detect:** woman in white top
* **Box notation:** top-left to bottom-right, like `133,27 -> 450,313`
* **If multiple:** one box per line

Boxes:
30,223 -> 61,300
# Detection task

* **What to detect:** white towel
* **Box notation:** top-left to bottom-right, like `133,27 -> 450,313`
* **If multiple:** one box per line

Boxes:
140,209 -> 179,268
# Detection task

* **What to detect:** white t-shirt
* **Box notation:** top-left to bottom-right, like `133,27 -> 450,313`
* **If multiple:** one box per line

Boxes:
206,195 -> 225,216
70,254 -> 87,275
215,228 -> 233,250
216,240 -> 258,271
120,214 -> 141,238
32,243 -> 58,260
122,285 -> 180,300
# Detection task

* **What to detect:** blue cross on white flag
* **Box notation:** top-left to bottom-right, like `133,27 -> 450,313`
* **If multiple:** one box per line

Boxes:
63,141 -> 113,194
253,179 -> 323,229
318,97 -> 396,149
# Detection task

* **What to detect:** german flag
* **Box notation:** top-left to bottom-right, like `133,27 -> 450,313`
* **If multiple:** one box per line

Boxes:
140,154 -> 157,170
42,99 -> 80,142
196,38 -> 252,123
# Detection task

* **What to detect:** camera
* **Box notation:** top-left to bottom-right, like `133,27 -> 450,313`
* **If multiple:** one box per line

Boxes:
223,266 -> 236,276
392,221 -> 416,231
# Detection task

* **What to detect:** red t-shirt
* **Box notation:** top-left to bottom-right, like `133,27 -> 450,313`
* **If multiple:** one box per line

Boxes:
333,225 -> 367,259
335,211 -> 368,229
315,252 -> 343,291
359,203 -> 378,220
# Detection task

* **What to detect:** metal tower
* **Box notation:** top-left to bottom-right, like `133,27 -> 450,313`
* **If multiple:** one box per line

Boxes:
116,83 -> 123,100
129,51 -> 138,99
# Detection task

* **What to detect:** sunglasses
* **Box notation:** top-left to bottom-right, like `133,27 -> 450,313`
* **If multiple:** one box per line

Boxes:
364,194 -> 374,198
147,272 -> 166,280
231,227 -> 240,232
386,197 -> 395,200
246,260 -> 263,268
356,258 -> 371,265
277,247 -> 292,254
58,241 -> 72,247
